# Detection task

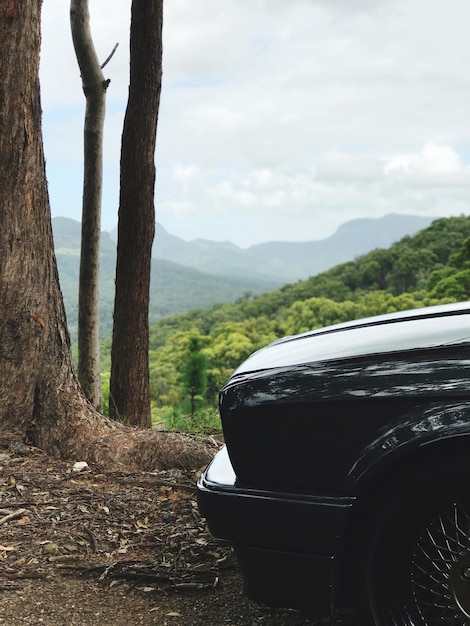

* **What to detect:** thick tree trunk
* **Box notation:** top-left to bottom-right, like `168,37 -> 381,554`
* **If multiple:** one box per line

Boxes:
0,0 -> 215,471
0,0 -> 71,439
70,0 -> 108,409
110,0 -> 163,428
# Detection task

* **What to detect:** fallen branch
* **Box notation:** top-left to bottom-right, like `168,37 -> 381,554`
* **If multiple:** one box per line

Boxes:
0,508 -> 27,526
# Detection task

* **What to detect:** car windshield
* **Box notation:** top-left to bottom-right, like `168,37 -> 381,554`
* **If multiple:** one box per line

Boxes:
235,314 -> 470,374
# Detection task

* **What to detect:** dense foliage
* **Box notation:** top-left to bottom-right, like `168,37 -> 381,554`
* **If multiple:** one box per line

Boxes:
101,216 -> 470,430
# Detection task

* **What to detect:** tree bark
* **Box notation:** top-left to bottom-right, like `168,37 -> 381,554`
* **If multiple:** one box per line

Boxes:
0,0 -> 215,471
0,0 -> 68,439
110,0 -> 163,428
70,0 -> 108,409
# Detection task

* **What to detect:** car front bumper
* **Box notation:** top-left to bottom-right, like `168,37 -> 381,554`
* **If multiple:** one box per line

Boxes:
197,447 -> 355,618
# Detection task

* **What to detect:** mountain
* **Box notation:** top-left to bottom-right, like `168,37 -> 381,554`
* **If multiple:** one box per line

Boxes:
53,213 -> 436,339
52,218 -> 279,340
144,214 -> 434,282
109,224 -> 280,282
246,214 -> 435,279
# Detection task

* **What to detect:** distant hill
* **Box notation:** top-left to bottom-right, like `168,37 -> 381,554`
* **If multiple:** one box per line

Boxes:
52,218 -> 279,340
246,214 -> 435,280
53,213 -> 436,339
134,213 -> 434,282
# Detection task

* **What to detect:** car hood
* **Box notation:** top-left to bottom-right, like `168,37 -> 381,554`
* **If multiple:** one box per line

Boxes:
233,302 -> 470,377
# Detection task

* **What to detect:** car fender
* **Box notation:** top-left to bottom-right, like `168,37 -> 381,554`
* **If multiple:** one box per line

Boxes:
348,402 -> 470,487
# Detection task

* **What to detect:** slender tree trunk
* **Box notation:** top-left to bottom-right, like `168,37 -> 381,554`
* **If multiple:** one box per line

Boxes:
70,0 -> 109,409
109,0 -> 163,428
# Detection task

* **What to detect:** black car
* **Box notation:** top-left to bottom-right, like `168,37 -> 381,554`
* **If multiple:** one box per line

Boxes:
197,301 -> 470,625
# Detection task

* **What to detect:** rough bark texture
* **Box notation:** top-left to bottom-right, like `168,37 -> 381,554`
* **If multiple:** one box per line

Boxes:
0,0 -> 69,439
70,0 -> 108,409
110,0 -> 163,428
0,0 -> 215,472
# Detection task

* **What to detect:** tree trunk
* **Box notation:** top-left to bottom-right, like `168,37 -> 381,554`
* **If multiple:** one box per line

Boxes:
70,0 -> 109,410
0,0 -> 215,471
110,0 -> 163,428
0,0 -> 71,439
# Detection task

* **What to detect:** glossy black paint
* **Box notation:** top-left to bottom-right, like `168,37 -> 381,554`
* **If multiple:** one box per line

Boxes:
197,302 -> 470,619
221,356 -> 470,492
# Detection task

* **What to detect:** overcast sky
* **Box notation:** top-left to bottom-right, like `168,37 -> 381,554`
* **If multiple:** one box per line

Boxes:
40,0 -> 470,248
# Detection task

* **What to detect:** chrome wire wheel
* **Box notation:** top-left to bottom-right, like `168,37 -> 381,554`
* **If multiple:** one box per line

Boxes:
358,478 -> 470,626
411,497 -> 470,625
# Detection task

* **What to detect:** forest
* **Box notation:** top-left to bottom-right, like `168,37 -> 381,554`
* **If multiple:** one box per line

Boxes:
97,214 -> 470,431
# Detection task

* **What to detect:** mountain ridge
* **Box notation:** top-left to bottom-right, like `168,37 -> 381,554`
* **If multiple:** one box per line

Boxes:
109,213 -> 434,282
52,213 -> 438,340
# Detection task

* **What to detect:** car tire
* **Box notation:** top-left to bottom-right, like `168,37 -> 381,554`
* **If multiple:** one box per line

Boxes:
357,477 -> 470,626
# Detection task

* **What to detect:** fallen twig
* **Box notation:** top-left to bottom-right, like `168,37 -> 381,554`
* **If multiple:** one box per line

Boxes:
0,509 -> 27,526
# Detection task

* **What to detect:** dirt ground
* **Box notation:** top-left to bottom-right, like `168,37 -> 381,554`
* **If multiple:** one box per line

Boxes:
0,443 -> 355,626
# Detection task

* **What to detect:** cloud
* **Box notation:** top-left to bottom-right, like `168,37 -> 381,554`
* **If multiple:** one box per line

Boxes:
41,0 -> 470,245
315,151 -> 384,182
385,144 -> 470,187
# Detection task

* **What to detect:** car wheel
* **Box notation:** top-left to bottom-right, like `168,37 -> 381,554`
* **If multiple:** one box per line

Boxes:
360,479 -> 470,626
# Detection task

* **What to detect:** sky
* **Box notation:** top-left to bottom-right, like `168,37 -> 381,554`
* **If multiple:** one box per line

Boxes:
40,0 -> 470,248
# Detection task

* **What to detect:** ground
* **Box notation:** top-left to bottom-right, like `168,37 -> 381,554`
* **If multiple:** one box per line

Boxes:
0,443 -> 355,626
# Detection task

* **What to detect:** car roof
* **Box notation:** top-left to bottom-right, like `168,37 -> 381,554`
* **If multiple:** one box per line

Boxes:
234,301 -> 470,375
